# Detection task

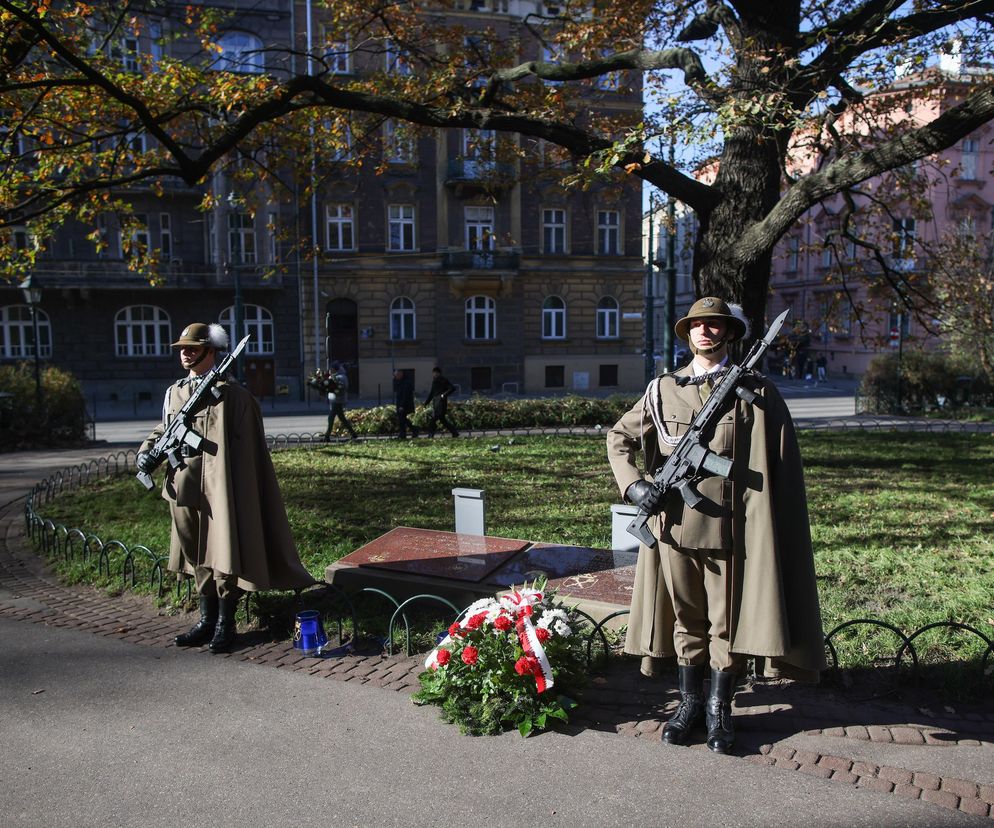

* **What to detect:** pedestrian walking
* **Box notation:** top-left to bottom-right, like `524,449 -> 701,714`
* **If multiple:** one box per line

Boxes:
393,368 -> 419,439
424,367 -> 459,438
325,362 -> 358,441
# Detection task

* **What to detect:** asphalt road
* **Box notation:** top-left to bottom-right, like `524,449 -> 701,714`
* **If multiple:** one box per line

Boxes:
90,379 -> 859,447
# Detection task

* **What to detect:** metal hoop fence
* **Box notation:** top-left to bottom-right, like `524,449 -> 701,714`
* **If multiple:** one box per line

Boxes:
20,423 -> 994,673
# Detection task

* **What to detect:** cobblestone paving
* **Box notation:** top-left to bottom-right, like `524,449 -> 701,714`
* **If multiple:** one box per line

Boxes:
2,499 -> 992,821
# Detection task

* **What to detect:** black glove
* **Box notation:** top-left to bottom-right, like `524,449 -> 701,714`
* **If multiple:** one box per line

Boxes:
627,480 -> 663,514
135,450 -> 157,474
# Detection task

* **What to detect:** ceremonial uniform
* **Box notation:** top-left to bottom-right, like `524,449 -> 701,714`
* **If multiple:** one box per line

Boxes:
142,377 -> 315,596
138,322 -> 314,653
606,297 -> 825,752
608,368 -> 825,678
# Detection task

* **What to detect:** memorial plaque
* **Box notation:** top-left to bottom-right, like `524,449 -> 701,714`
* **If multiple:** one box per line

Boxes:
489,543 -> 638,606
335,526 -> 530,583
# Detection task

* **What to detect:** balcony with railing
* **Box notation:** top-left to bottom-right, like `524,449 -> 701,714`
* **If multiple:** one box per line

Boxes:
444,159 -> 516,194
441,250 -> 520,271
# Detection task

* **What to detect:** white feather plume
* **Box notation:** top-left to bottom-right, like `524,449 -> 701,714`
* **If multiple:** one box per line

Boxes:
728,303 -> 751,340
207,323 -> 230,350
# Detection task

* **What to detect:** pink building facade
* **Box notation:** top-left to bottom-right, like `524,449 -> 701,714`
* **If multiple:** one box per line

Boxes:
766,59 -> 993,378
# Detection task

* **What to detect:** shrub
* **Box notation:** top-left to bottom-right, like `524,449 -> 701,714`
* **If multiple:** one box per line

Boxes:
0,363 -> 87,450
325,394 -> 640,437
859,350 -> 992,414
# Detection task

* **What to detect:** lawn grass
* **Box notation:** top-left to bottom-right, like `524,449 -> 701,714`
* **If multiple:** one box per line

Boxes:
33,431 -> 994,683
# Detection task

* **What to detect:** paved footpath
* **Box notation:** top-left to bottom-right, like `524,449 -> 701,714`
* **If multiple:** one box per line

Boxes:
1,447 -> 993,826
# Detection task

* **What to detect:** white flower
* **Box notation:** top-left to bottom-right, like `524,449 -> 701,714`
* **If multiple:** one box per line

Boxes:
537,608 -> 569,629
463,597 -> 496,617
553,620 -> 572,637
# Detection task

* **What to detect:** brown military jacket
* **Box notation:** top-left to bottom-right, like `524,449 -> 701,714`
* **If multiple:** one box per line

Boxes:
607,365 -> 826,680
140,376 -> 315,593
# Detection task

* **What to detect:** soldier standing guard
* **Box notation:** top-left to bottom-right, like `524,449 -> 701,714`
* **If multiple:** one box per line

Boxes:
607,298 -> 825,753
137,323 -> 315,653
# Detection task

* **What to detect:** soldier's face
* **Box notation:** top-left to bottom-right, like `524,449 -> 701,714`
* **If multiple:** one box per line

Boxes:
689,317 -> 727,351
179,345 -> 215,373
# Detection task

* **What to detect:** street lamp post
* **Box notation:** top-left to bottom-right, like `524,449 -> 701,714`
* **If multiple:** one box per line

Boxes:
18,274 -> 43,409
644,191 -> 656,384
663,141 -> 677,371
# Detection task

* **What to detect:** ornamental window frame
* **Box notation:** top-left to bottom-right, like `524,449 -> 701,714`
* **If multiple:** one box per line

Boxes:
596,296 -> 619,339
325,203 -> 355,251
388,204 -> 416,252
216,31 -> 265,74
541,295 -> 567,339
0,305 -> 52,359
465,294 -> 496,340
227,212 -> 257,264
542,207 -> 566,254
114,305 -> 171,357
390,297 -> 417,340
219,303 -> 274,355
596,209 -> 620,255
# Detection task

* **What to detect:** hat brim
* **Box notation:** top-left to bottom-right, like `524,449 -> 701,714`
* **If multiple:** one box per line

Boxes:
674,313 -> 747,343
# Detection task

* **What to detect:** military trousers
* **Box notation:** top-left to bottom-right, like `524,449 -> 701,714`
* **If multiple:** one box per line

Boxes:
171,503 -> 242,599
659,545 -> 745,673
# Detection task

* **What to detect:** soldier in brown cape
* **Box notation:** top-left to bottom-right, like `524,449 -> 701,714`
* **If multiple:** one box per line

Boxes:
137,323 -> 316,653
607,298 -> 825,753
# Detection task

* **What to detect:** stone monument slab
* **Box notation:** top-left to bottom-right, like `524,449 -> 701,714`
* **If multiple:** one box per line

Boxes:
333,526 -> 529,583
489,543 -> 638,608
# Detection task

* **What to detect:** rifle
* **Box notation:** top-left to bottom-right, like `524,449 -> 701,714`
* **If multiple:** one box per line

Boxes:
135,335 -> 251,490
626,309 -> 790,547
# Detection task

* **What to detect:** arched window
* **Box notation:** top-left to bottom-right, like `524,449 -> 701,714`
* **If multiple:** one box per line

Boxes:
0,305 -> 52,359
219,304 -> 274,355
465,295 -> 496,340
542,296 -> 566,340
115,305 -> 171,357
390,297 -> 416,341
596,296 -> 619,339
216,32 -> 264,74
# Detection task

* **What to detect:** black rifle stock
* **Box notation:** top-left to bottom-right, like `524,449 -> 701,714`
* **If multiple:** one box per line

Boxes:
626,310 -> 790,547
136,335 -> 251,490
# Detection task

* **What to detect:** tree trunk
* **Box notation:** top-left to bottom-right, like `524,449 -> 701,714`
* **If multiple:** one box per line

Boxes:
693,126 -> 782,341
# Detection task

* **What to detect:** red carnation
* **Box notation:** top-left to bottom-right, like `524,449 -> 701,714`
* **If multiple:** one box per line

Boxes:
461,645 -> 479,665
448,622 -> 462,637
493,614 -> 512,631
465,612 -> 488,630
535,627 -> 550,643
514,656 -> 532,676
435,648 -> 451,666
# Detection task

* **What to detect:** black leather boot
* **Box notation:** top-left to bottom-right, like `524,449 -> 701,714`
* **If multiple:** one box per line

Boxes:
208,596 -> 239,654
662,664 -> 706,746
175,594 -> 219,647
706,669 -> 737,754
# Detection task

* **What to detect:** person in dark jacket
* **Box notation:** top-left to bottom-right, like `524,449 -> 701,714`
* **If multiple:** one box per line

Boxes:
325,362 -> 358,441
392,369 -> 419,439
424,367 -> 459,438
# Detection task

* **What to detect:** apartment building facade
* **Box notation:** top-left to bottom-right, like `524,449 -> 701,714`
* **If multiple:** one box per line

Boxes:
646,54 -> 991,380
0,0 -> 646,407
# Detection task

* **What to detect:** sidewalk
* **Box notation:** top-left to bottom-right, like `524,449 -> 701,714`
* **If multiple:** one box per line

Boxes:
1,448 -> 992,826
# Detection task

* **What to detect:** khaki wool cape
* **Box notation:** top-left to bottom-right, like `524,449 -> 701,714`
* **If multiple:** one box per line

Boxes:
141,377 -> 315,593
607,365 -> 826,681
